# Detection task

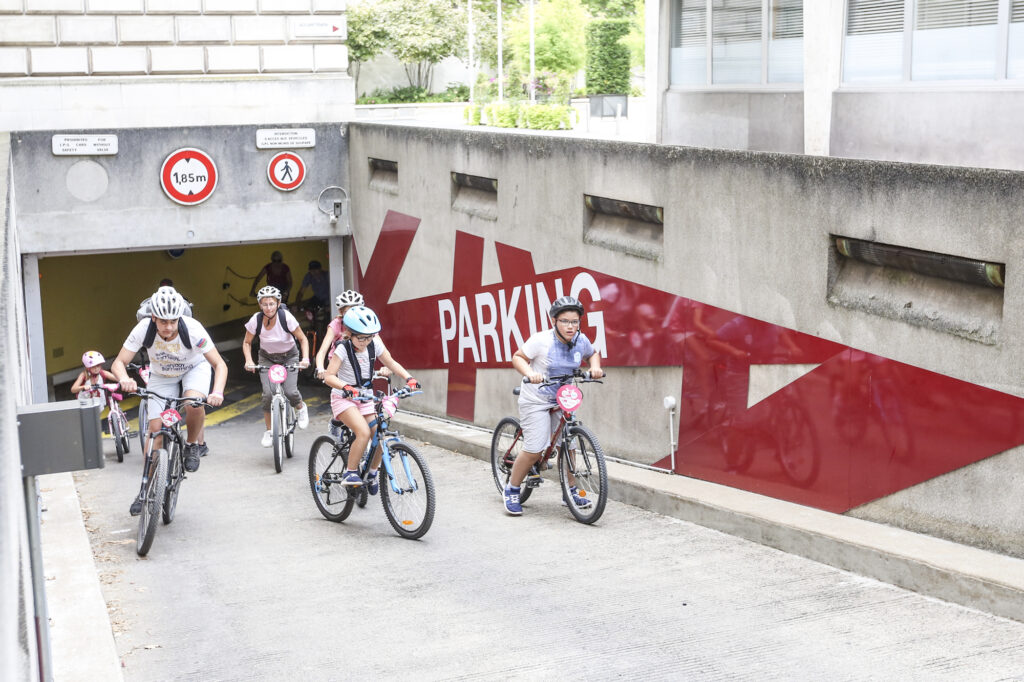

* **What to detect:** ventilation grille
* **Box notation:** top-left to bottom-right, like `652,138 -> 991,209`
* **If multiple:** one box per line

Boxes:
585,195 -> 664,225
368,157 -> 398,194
451,172 -> 497,193
835,236 -> 1004,288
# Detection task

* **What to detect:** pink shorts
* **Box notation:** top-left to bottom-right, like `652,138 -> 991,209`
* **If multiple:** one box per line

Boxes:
330,393 -> 376,419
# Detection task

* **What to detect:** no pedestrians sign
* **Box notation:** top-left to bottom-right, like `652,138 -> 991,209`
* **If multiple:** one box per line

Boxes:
267,151 -> 305,191
160,148 -> 218,205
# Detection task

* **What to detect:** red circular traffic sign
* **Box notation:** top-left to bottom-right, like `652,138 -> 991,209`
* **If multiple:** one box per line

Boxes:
267,151 -> 305,191
160,148 -> 218,205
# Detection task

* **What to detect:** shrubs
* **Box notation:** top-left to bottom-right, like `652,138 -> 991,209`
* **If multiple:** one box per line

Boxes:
465,102 -> 575,130
585,19 -> 631,95
357,82 -> 469,105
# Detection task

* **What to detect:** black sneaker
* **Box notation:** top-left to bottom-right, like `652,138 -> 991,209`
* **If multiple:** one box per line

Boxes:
196,442 -> 209,457
184,444 -> 201,472
129,497 -> 143,516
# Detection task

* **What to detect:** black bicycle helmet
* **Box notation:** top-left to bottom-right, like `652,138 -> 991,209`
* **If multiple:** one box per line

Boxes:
549,296 -> 584,319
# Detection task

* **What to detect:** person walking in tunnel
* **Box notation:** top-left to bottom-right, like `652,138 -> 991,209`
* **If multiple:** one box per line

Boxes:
242,285 -> 311,447
295,260 -> 330,310
504,295 -> 604,516
250,250 -> 292,304
112,287 -> 228,516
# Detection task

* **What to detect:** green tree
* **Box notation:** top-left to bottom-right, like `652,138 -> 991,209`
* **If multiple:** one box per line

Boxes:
380,0 -> 466,90
345,0 -> 389,96
582,0 -> 635,18
507,0 -> 587,77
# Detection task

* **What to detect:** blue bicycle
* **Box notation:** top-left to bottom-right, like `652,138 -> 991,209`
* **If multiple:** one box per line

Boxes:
308,383 -> 435,540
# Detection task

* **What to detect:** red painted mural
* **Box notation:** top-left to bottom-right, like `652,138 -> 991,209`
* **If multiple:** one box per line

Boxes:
355,210 -> 1024,513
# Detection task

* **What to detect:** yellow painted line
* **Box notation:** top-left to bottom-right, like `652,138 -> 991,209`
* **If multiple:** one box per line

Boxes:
204,393 -> 263,426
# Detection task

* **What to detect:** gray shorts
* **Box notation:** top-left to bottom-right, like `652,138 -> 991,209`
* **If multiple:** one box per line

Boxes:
145,362 -> 212,421
518,400 -> 562,453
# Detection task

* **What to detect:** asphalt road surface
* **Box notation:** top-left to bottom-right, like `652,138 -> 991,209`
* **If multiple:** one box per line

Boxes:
74,399 -> 1024,681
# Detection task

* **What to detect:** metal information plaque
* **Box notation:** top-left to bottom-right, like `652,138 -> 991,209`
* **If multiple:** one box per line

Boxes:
52,134 -> 118,156
256,128 -> 316,149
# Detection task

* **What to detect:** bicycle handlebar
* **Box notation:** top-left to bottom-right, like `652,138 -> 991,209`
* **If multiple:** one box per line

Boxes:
250,363 -> 304,371
521,369 -> 607,385
131,387 -> 212,410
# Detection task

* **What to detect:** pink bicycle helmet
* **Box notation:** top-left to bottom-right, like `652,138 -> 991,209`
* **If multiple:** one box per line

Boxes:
82,350 -> 105,368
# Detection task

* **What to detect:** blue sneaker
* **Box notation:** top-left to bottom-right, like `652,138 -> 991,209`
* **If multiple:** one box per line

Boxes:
367,470 -> 379,496
504,485 -> 523,515
563,486 -> 593,508
341,470 -> 362,486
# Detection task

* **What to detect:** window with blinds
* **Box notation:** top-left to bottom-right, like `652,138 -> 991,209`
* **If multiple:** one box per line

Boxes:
1010,0 -> 1024,78
844,0 -> 1018,82
670,0 -> 803,86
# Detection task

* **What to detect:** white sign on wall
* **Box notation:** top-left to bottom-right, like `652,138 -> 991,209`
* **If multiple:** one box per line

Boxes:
52,135 -> 118,156
256,128 -> 317,149
292,17 -> 346,39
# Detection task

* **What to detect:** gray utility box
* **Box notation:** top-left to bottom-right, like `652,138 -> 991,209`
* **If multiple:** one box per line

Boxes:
18,400 -> 104,477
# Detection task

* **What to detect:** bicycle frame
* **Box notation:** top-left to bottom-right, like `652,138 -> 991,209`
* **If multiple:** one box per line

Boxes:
334,389 -> 420,495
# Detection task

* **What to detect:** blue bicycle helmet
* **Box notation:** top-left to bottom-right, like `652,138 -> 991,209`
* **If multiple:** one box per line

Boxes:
342,306 -> 382,335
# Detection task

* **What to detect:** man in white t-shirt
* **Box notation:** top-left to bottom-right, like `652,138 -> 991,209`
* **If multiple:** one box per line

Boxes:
112,287 -> 228,517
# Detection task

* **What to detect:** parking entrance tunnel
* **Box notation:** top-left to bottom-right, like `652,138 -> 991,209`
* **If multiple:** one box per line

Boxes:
40,239 -> 330,399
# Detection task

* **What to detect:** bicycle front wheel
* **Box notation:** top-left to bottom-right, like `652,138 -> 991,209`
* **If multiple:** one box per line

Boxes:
559,425 -> 608,525
490,417 -> 532,504
137,449 -> 168,557
111,412 -> 126,463
162,440 -> 182,525
137,400 -> 148,454
380,442 -> 435,540
308,436 -> 354,522
117,410 -> 131,457
272,398 -> 284,473
284,402 -> 295,459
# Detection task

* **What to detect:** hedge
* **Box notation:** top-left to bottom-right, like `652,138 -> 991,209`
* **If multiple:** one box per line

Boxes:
585,19 -> 631,95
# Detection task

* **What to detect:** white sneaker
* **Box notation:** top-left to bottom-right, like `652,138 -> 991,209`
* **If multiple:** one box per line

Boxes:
260,429 -> 273,447
296,404 -> 309,429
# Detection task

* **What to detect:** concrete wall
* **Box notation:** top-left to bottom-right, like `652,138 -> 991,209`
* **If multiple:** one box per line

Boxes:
831,90 -> 1024,172
661,91 -> 804,153
11,122 -> 349,255
348,123 -> 1024,556
0,0 -> 353,131
0,132 -> 39,682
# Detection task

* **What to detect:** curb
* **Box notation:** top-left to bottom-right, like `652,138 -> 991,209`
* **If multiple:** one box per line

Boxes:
392,411 -> 1024,624
39,472 -> 123,681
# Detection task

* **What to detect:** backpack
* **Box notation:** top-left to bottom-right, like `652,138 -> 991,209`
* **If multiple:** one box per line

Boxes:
249,309 -> 295,352
341,338 -> 376,388
142,318 -> 192,349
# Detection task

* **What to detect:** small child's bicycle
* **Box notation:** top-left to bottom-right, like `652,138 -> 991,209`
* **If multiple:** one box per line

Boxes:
88,383 -> 132,462
308,379 -> 435,540
490,369 -> 609,524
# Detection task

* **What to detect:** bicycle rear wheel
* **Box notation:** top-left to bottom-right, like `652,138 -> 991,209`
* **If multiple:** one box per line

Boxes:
162,440 -> 182,525
272,398 -> 284,473
490,417 -> 532,504
284,402 -> 295,459
117,410 -> 131,458
137,449 -> 168,557
111,412 -> 126,463
380,442 -> 435,540
308,435 -> 354,522
559,425 -> 608,524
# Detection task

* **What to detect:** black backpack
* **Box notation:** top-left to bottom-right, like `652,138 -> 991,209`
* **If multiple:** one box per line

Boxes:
341,338 -> 376,388
250,309 -> 294,352
142,318 -> 192,349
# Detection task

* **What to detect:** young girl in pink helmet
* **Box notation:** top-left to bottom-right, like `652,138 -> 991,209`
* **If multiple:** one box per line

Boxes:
71,350 -> 117,406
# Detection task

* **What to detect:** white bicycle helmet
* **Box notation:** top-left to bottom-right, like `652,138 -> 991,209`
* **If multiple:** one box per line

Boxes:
150,289 -> 188,320
335,289 -> 364,308
257,285 -> 282,301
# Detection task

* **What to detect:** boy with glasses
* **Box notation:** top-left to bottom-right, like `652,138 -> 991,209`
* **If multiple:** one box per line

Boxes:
505,295 -> 604,515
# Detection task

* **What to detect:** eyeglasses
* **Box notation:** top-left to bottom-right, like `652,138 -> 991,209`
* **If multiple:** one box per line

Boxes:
352,333 -> 374,342
556,318 -> 581,327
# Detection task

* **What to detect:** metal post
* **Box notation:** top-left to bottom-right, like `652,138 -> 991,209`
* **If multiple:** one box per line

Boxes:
497,0 -> 504,102
529,0 -> 536,102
